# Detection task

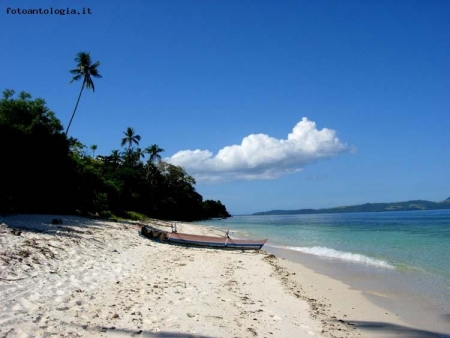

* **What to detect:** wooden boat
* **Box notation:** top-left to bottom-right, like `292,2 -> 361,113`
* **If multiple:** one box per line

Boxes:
141,225 -> 267,250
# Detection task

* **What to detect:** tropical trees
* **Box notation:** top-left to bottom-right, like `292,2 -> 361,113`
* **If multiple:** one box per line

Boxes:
144,144 -> 164,179
121,127 -> 141,149
68,137 -> 86,156
66,52 -> 102,135
1,88 -> 231,220
134,147 -> 145,164
108,150 -> 122,167
0,90 -> 71,213
144,144 -> 164,164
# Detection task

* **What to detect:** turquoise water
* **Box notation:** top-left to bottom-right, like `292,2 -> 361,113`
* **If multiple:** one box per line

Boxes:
200,209 -> 450,328
202,210 -> 450,279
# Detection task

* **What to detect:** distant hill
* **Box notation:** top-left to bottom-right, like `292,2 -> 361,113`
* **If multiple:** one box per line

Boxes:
253,197 -> 450,216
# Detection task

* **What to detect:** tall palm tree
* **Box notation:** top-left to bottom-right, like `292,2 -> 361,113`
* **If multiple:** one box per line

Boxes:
144,144 -> 165,164
66,52 -> 102,135
121,127 -> 141,149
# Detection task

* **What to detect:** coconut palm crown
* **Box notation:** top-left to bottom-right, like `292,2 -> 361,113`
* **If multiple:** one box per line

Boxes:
121,127 -> 141,149
145,144 -> 165,164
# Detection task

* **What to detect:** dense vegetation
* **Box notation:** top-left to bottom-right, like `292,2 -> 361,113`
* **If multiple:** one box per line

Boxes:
253,198 -> 450,216
0,89 -> 230,221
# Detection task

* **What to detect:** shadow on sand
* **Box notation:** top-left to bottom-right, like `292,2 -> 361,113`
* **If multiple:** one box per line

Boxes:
60,320 -> 450,338
0,214 -> 133,237
64,323 -> 216,338
349,320 -> 450,338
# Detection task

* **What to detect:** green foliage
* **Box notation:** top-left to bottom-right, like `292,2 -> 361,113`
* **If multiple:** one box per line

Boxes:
99,210 -> 113,219
0,90 -> 71,214
121,127 -> 141,149
202,200 -> 231,219
123,211 -> 147,221
144,144 -> 164,165
69,52 -> 102,91
0,89 -> 231,221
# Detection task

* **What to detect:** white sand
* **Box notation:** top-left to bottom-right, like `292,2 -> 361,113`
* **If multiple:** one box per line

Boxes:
0,215 -> 425,338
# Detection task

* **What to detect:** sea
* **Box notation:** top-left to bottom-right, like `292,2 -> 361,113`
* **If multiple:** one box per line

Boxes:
200,209 -> 450,336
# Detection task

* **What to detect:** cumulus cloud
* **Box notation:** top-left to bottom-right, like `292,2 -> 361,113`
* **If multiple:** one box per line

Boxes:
166,117 -> 349,182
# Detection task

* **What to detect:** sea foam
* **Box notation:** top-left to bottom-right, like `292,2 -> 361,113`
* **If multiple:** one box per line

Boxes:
278,245 -> 395,269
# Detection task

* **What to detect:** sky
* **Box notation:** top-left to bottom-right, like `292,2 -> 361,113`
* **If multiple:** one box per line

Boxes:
2,0 -> 450,215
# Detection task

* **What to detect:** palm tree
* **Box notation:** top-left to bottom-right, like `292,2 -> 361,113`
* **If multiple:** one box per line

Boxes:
144,144 -> 164,180
144,144 -> 165,164
121,127 -> 141,149
134,147 -> 145,164
106,149 -> 122,169
122,148 -> 135,164
109,150 -> 122,165
90,144 -> 98,157
66,52 -> 102,135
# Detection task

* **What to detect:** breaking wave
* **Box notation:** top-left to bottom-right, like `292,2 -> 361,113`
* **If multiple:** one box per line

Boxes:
277,245 -> 395,269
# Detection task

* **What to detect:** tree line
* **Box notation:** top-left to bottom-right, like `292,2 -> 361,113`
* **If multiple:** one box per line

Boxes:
0,52 -> 230,221
0,90 -> 230,220
1,51 -> 230,221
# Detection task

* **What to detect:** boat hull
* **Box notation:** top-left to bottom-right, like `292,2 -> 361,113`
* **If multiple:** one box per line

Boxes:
141,226 -> 267,250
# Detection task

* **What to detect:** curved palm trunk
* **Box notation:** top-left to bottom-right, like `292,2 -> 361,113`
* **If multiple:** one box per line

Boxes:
66,80 -> 86,135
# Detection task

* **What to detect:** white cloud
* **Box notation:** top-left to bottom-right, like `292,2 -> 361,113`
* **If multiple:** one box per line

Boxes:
166,117 -> 349,183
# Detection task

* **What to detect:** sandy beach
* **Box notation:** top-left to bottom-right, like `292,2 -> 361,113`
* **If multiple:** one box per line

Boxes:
0,215 -> 440,338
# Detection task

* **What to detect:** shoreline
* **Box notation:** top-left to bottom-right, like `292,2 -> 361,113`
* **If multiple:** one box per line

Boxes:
265,246 -> 450,338
201,215 -> 450,337
193,219 -> 450,337
0,215 -> 447,337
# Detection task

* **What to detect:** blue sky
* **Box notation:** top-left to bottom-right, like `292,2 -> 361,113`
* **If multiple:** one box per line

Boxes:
2,0 -> 449,214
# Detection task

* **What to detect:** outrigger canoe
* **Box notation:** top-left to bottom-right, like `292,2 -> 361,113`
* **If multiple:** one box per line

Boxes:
141,225 -> 267,250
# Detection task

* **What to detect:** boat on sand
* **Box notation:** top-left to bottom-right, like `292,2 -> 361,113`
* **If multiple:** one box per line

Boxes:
141,225 -> 267,250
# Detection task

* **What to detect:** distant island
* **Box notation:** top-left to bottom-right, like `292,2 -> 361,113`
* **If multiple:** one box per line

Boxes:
253,198 -> 450,216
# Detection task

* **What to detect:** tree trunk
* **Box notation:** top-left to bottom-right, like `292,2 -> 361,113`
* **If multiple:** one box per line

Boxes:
66,80 -> 86,135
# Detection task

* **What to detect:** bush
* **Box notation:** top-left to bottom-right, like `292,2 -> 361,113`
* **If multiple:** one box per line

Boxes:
99,210 -> 113,219
125,211 -> 148,220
